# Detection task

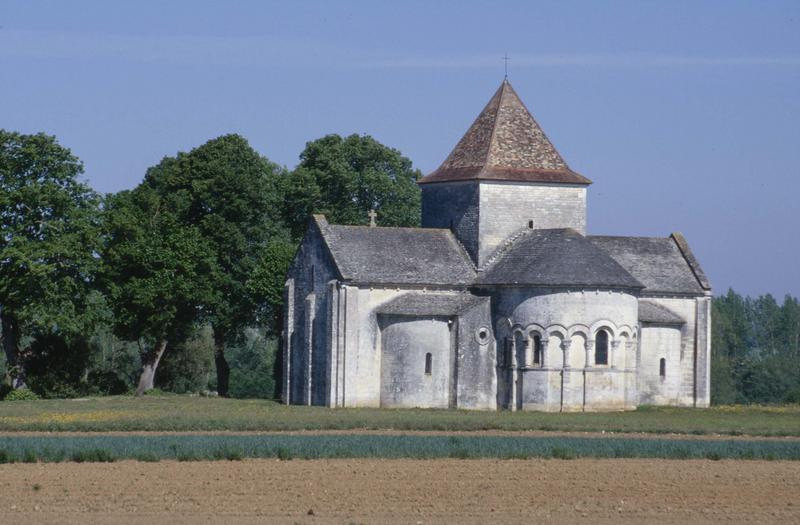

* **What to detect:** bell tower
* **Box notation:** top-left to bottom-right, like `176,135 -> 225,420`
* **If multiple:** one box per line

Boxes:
419,80 -> 591,268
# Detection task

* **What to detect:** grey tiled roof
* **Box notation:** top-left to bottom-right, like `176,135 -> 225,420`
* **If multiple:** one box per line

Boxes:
376,293 -> 488,316
589,235 -> 709,295
475,229 -> 643,289
315,216 -> 475,286
639,300 -> 685,325
419,80 -> 590,185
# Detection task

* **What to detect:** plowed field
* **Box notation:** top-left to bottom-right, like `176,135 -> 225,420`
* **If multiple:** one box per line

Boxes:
1,458 -> 798,524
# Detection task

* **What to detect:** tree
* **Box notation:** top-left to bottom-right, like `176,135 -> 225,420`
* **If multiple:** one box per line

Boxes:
283,134 -> 422,239
711,289 -> 800,404
101,185 -> 214,395
141,135 -> 288,396
0,130 -> 101,389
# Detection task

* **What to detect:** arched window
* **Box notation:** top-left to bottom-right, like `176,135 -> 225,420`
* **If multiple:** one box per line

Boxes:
595,330 -> 609,365
425,353 -> 432,375
532,335 -> 542,366
659,358 -> 666,378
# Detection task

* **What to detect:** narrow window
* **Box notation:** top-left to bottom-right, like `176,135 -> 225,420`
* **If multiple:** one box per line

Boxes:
532,335 -> 542,365
659,358 -> 666,378
595,330 -> 609,365
425,353 -> 432,375
528,220 -> 534,229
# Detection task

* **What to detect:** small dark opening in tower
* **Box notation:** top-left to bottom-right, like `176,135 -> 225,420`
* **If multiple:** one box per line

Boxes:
425,353 -> 432,375
528,220 -> 534,229
659,358 -> 666,378
533,334 -> 542,365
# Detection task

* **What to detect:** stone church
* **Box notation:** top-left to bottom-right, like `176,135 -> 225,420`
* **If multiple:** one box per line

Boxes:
283,79 -> 712,411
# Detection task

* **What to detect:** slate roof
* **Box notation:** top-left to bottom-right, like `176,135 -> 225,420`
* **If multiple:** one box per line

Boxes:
589,235 -> 710,295
475,229 -> 644,289
376,293 -> 488,316
419,80 -> 591,185
314,216 -> 476,286
639,300 -> 686,325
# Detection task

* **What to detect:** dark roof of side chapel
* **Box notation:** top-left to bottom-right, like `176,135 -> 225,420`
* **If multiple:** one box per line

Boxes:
588,235 -> 710,295
377,293 -> 488,316
638,300 -> 686,325
313,215 -> 475,286
418,79 -> 591,186
475,228 -> 643,289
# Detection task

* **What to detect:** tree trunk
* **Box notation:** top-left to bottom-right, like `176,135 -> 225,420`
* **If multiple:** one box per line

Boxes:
0,311 -> 26,389
135,339 -> 168,396
214,328 -> 230,398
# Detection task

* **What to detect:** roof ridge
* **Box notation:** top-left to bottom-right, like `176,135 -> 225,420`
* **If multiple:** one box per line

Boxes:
447,229 -> 478,271
670,232 -> 712,291
589,234 -> 671,241
482,80 -> 508,169
479,226 -> 536,271
326,223 -> 453,234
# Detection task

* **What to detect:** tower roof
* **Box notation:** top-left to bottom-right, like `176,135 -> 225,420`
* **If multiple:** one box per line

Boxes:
419,80 -> 591,185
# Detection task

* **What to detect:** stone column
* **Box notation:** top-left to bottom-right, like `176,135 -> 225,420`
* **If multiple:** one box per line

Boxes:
304,293 -> 316,406
282,278 -> 295,405
625,341 -> 637,371
523,338 -> 531,368
585,339 -> 594,369
561,339 -> 572,369
510,335 -> 518,411
540,339 -> 548,368
611,341 -> 622,369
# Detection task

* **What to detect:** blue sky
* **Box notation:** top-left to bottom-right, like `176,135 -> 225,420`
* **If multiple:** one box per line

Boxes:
1,1 -> 798,298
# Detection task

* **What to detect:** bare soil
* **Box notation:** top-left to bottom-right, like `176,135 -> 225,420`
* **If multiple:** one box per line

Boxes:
1,458 -> 797,524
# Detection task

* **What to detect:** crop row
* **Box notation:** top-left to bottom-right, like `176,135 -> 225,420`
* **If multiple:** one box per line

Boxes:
0,434 -> 798,463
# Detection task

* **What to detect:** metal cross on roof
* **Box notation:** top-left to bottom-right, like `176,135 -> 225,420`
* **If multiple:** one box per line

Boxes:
368,208 -> 377,227
503,53 -> 510,79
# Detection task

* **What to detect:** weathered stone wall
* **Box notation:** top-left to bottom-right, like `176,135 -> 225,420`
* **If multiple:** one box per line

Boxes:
454,297 -> 496,410
638,324 -> 683,405
378,315 -> 452,408
323,288 -> 496,410
490,288 -> 638,411
478,182 -> 586,267
284,223 -> 339,405
420,182 -> 480,262
636,295 -> 711,407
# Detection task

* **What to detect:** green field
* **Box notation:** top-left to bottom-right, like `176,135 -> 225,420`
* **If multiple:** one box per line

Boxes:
1,395 -> 798,436
0,433 -> 798,463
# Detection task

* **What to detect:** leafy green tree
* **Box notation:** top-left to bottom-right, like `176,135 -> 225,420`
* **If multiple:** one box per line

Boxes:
283,134 -> 422,239
0,130 -> 101,389
101,185 -> 214,395
142,135 -> 287,396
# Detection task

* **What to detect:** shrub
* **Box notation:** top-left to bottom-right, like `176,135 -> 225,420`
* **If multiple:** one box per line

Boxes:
4,388 -> 40,401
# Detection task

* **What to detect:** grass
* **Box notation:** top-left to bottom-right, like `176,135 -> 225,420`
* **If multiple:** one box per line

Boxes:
0,396 -> 798,436
0,434 -> 797,463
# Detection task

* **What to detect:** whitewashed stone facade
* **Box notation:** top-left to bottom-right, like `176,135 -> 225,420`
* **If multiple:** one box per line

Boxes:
283,79 -> 712,411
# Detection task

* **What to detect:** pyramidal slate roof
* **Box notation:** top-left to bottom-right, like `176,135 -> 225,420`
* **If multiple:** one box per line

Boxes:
475,229 -> 643,289
313,215 -> 476,286
589,234 -> 711,295
419,79 -> 591,185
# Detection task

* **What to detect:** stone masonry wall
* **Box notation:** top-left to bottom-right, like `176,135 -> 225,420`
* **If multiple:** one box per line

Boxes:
478,182 -> 586,267
284,223 -> 338,405
420,182 -> 480,262
637,296 -> 700,407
